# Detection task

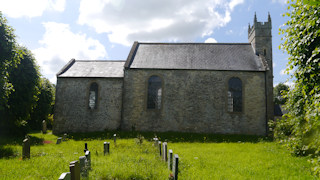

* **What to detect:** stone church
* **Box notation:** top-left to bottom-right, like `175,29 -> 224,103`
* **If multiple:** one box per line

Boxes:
53,14 -> 274,136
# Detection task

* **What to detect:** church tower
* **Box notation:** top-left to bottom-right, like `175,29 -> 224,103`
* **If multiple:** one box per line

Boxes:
248,13 -> 274,125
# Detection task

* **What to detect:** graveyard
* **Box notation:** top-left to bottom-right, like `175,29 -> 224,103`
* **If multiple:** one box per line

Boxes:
0,131 -> 316,179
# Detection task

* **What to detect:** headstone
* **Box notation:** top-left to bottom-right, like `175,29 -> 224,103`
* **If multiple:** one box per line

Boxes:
69,161 -> 80,180
79,156 -> 87,177
42,120 -> 47,134
162,142 -> 168,161
58,172 -> 71,180
158,141 -> 162,157
153,138 -> 159,147
168,149 -> 173,170
173,154 -> 179,180
56,137 -> 62,144
104,142 -> 110,155
85,150 -> 91,170
113,134 -> 117,145
22,138 -> 30,159
84,143 -> 88,152
63,133 -> 68,141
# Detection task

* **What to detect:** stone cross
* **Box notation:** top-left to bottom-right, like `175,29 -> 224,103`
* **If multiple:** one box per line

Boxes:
162,142 -> 168,161
104,142 -> 110,155
42,120 -> 47,134
58,172 -> 71,180
79,156 -> 88,177
69,160 -> 80,180
56,137 -> 62,144
158,141 -> 162,157
168,149 -> 173,170
63,133 -> 67,141
85,150 -> 91,170
173,154 -> 179,180
22,138 -> 30,159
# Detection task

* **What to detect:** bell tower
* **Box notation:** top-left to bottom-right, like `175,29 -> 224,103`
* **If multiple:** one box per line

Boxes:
248,12 -> 274,125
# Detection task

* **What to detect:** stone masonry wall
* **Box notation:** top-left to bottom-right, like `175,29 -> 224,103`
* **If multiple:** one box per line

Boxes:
53,77 -> 123,134
122,69 -> 267,135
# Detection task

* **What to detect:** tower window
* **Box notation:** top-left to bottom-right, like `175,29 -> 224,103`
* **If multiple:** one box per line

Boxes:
89,82 -> 98,109
264,49 -> 266,56
147,75 -> 162,109
227,77 -> 242,112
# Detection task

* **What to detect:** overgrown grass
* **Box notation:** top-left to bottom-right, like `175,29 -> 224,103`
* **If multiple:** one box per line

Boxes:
0,131 -> 316,179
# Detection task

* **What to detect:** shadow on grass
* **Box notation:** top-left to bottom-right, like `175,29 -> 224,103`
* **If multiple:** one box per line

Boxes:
66,130 -> 271,143
0,134 -> 44,146
0,145 -> 18,158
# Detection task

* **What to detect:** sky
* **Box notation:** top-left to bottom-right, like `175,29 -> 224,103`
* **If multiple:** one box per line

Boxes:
0,0 -> 291,85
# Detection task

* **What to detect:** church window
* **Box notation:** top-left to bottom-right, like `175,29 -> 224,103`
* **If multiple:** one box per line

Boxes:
89,82 -> 98,109
227,77 -> 242,112
147,75 -> 162,109
264,49 -> 267,56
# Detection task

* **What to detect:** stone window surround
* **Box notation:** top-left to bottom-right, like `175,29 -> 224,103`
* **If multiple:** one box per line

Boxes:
226,76 -> 244,114
88,81 -> 99,110
145,74 -> 164,111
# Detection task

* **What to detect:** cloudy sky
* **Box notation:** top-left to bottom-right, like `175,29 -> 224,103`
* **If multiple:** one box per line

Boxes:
0,0 -> 290,85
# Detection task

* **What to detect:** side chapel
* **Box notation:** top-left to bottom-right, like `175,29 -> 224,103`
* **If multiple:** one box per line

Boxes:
53,14 -> 274,136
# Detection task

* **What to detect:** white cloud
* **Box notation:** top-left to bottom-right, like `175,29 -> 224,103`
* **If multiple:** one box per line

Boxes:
204,38 -> 217,43
33,22 -> 107,83
284,81 -> 295,87
272,0 -> 288,5
78,0 -> 244,46
0,0 -> 66,18
280,68 -> 294,75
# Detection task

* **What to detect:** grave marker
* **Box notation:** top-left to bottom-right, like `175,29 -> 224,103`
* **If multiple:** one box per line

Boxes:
69,161 -> 80,180
173,154 -> 179,180
153,138 -> 159,147
85,150 -> 91,170
163,142 -> 168,161
104,142 -> 110,155
113,134 -> 117,145
84,143 -> 88,152
79,156 -> 87,177
56,137 -> 62,144
158,141 -> 162,156
42,120 -> 47,134
58,172 -> 71,180
22,138 -> 30,159
168,149 -> 173,170
63,133 -> 67,141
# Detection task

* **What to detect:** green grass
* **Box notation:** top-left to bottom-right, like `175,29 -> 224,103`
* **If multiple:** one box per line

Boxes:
0,131 -> 317,179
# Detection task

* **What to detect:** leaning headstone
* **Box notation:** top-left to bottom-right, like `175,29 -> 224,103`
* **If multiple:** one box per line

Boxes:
42,120 -> 47,134
158,141 -> 162,157
56,137 -> 62,144
79,156 -> 87,177
104,142 -> 110,155
22,138 -> 30,159
84,143 -> 88,152
58,172 -> 71,180
173,154 -> 179,180
113,134 -> 117,145
63,133 -> 68,141
69,161 -> 80,180
168,149 -> 173,170
85,150 -> 91,170
162,142 -> 168,161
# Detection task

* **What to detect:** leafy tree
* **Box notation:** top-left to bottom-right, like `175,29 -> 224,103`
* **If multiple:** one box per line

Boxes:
273,83 -> 289,104
276,0 -> 320,176
0,12 -> 22,110
3,46 -> 41,134
29,78 -> 55,130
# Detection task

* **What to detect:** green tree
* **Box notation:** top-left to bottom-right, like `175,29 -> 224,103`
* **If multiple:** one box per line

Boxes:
273,83 -> 289,104
276,0 -> 320,176
4,46 -> 41,134
29,78 -> 55,130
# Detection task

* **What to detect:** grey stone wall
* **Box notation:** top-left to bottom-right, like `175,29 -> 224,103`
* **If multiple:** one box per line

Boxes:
53,77 -> 123,134
122,69 -> 267,135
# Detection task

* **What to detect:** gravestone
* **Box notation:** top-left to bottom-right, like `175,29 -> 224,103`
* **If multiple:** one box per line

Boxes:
173,154 -> 179,180
56,137 -> 62,144
22,138 -> 30,159
79,156 -> 87,177
162,142 -> 168,161
158,141 -> 162,156
84,143 -> 88,152
63,133 -> 68,141
69,160 -> 80,180
42,120 -> 47,134
168,149 -> 173,170
58,172 -> 71,180
153,138 -> 159,147
85,150 -> 91,170
104,142 -> 110,155
113,134 -> 117,145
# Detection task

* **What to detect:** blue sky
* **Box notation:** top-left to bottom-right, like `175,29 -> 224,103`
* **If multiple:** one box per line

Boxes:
0,0 -> 291,85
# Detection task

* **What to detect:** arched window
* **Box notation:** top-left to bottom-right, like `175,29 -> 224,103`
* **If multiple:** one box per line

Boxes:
147,75 -> 162,109
227,77 -> 242,112
89,82 -> 98,109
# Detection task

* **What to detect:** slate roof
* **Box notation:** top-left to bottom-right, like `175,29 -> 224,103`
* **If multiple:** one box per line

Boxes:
125,42 -> 267,71
57,59 -> 125,78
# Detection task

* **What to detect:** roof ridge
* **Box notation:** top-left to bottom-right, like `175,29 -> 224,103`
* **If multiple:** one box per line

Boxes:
137,42 -> 251,45
74,60 -> 126,62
